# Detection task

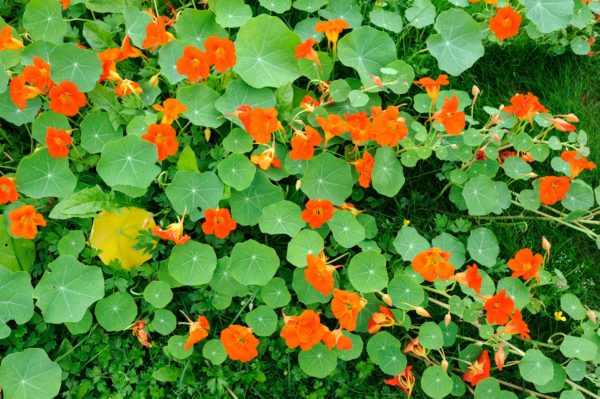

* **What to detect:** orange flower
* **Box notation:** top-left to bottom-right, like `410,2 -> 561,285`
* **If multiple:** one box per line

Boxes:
538,176 -> 570,205
490,7 -> 522,40
414,75 -> 449,102
118,35 -> 144,61
59,0 -> 70,10
304,252 -> 340,296
295,37 -> 321,67
220,324 -> 259,362
369,106 -> 408,147
0,176 -> 18,204
507,248 -> 543,281
384,365 -> 416,397
299,95 -> 320,113
114,79 -> 142,97
153,98 -> 188,125
204,36 -> 236,73
503,92 -> 548,124
402,337 -> 427,358
494,344 -> 506,371
176,45 -> 213,82
234,105 -> 282,144
8,205 -> 46,240
23,57 -> 53,93
453,264 -> 482,294
316,114 -> 351,147
0,26 -> 24,50
280,309 -> 325,350
337,202 -> 363,217
46,127 -> 73,158
141,123 -> 178,161
182,314 -> 210,350
322,327 -> 353,350
202,208 -> 237,239
484,289 -> 515,325
142,17 -> 174,52
498,309 -> 530,339
463,350 -> 491,387
251,145 -> 282,170
130,320 -> 152,348
367,306 -> 396,334
9,75 -> 41,110
432,95 -> 465,135
152,213 -> 190,245
314,19 -> 349,53
289,126 -> 322,161
344,112 -> 371,146
48,81 -> 87,116
98,48 -> 121,82
351,151 -> 374,188
546,116 -> 577,132
412,248 -> 455,282
561,151 -> 596,180
301,199 -> 334,229
330,289 -> 366,331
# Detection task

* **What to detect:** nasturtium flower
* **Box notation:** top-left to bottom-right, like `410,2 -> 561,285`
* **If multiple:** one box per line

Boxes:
489,7 -> 522,40
503,92 -> 548,124
142,17 -> 174,52
46,127 -> 72,158
507,248 -> 543,281
316,114 -> 351,147
412,248 -> 455,282
301,199 -> 334,229
0,26 -> 24,50
414,75 -> 449,102
295,37 -> 321,67
49,81 -> 87,117
369,106 -> 408,147
330,289 -> 366,331
59,0 -> 70,10
384,365 -> 416,397
176,45 -> 213,82
322,327 -> 353,350
152,98 -> 188,125
118,35 -> 144,61
560,150 -> 596,180
280,309 -> 325,351
402,337 -> 427,358
432,95 -> 465,135
554,311 -> 566,322
453,264 -> 482,294
463,350 -> 491,387
299,95 -> 320,113
494,344 -> 506,371
152,213 -> 190,245
338,202 -> 363,217
367,306 -> 396,334
344,112 -> 371,146
234,105 -> 282,144
23,57 -> 53,93
0,176 -> 18,204
8,205 -> 46,240
204,36 -> 237,73
220,324 -> 259,362
142,123 -> 179,161
131,320 -> 152,348
9,75 -> 41,110
484,289 -> 515,325
538,176 -> 571,205
314,19 -> 349,54
351,151 -> 374,188
251,146 -> 282,170
546,116 -> 577,132
182,314 -> 210,350
289,126 -> 322,161
201,208 -> 237,239
114,79 -> 142,97
499,309 -> 530,339
98,48 -> 122,82
304,252 -> 340,296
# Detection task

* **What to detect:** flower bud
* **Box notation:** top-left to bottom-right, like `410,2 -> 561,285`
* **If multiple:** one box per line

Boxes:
441,359 -> 449,372
204,128 -> 211,142
295,179 -> 302,190
415,306 -> 431,318
149,73 -> 160,87
587,307 -> 597,323
495,344 -> 506,371
381,293 -> 393,307
444,313 -> 452,327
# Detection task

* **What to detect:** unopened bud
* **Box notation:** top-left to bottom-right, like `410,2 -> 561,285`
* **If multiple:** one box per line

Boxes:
587,307 -> 597,323
542,236 -> 551,253
295,179 -> 302,190
414,306 -> 431,318
204,128 -> 211,142
493,133 -> 501,143
495,344 -> 506,371
444,313 -> 452,327
472,85 -> 480,103
564,113 -> 579,123
372,75 -> 384,88
526,172 -> 538,178
441,359 -> 449,372
149,74 -> 160,87
381,293 -> 393,307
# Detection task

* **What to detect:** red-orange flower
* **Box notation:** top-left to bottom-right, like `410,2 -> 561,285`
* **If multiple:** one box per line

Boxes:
561,151 -> 596,180
59,0 -> 70,10
403,337 -> 427,358
330,289 -> 366,331
251,146 -> 282,170
130,320 -> 152,348
234,105 -> 282,144
142,17 -> 174,52
46,127 -> 73,158
202,208 -> 237,239
432,95 -> 465,135
385,365 -> 416,397
367,306 -> 396,334
507,248 -> 543,281
414,75 -> 449,102
8,205 -> 46,240
220,324 -> 259,362
23,57 -> 53,92
289,126 -> 322,161
152,214 -> 190,245
490,7 -> 522,40
141,123 -> 178,161
351,151 -> 374,188
0,176 -> 18,204
538,176 -> 570,205
118,35 -> 144,61
314,19 -> 349,53
499,309 -> 530,339
322,327 -> 353,350
453,264 -> 482,294
301,199 -> 334,229
300,95 -> 320,113
98,48 -> 121,82
183,315 -> 210,350
316,114 -> 351,147
204,36 -> 236,73
9,75 -> 41,110
305,252 -> 340,296
484,289 -> 515,325
412,248 -> 455,282
503,92 -> 548,124
0,26 -> 24,50
344,112 -> 371,146
280,309 -> 325,350
369,106 -> 408,147
295,37 -> 321,67
153,98 -> 188,125
176,45 -> 213,82
463,350 -> 491,387
114,79 -> 142,97
48,81 -> 87,117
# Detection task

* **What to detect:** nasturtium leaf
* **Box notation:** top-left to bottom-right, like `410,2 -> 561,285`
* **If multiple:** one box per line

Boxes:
20,41 -> 55,65
80,111 -> 121,154
497,278 -> 530,309
65,310 -> 93,335
519,349 -> 554,385
57,230 -> 85,257
158,40 -> 186,84
49,43 -> 102,92
168,241 -> 218,286
337,331 -> 363,361
393,226 -> 430,261
95,292 -> 138,332
372,147 -> 405,197
174,9 -> 228,48
462,175 -> 499,216
151,308 -> 177,336
33,256 -> 104,324
152,366 -> 180,382
560,293 -> 587,320
16,149 -> 76,199
143,281 -> 173,309
259,200 -> 305,237
177,85 -> 223,128
293,0 -> 328,12
330,80 -> 352,102
230,172 -> 284,226
562,180 -> 594,211
298,343 -> 337,378
432,233 -> 465,269
167,335 -> 194,359
23,0 -> 66,44
223,128 -> 254,153
571,36 -> 591,55
166,171 -> 224,215
328,210 -> 365,248
0,91 -> 41,126
49,186 -> 113,220
287,229 -> 325,267
388,276 -> 425,308
215,80 -> 276,125
535,361 -> 566,394
560,391 -> 586,399
338,26 -> 396,74
0,268 -> 34,339
378,347 -> 407,375
244,305 -> 278,336
302,153 -> 353,205
82,20 -> 116,51
261,277 -> 292,308
367,331 -> 401,364
214,0 -> 253,28
426,9 -> 484,76
97,136 -> 160,189
467,227 -> 499,267
379,60 -> 414,95
439,321 -> 458,347
518,189 -> 541,210
526,0 -> 574,33
217,153 -> 256,191
405,0 -> 436,28
370,9 -> 403,33
259,0 -> 292,13
213,292 -> 233,310
209,257 -> 249,297
0,348 -> 62,399
560,336 -> 597,361
293,268 -> 331,304
319,0 -> 364,27
421,366 -> 453,399
230,240 -> 280,286
0,217 -> 35,273
123,6 -> 152,48
566,360 -> 586,381
203,339 -> 227,365
31,111 -> 70,144
234,15 -> 301,88
504,156 -> 533,180
419,321 -> 444,350
474,378 -> 501,398
348,251 -> 388,292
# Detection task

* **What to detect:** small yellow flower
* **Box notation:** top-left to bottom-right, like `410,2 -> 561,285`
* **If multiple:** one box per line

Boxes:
403,219 -> 411,226
554,311 -> 566,322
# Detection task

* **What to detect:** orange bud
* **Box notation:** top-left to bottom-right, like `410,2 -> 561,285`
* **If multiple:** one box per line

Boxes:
381,293 -> 393,307
494,344 -> 506,371
542,236 -> 551,260
149,74 -> 160,87
444,313 -> 452,327
587,307 -> 597,323
563,113 -> 579,123
441,358 -> 449,372
472,85 -> 480,103
414,306 -> 431,318
204,128 -> 211,142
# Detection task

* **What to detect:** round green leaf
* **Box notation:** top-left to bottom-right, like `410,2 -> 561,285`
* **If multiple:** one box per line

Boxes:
302,152 -> 353,205
370,9 -> 403,33
421,366 -> 453,399
293,0 -> 328,12
217,153 -> 256,191
535,361 -> 566,393
367,331 -> 401,365
406,0 -> 437,28
32,111 -> 70,144
388,275 -> 425,308
560,336 -> 597,361
151,308 -> 177,336
338,26 -> 396,74
371,147 -> 405,197
419,322 -> 444,350
298,343 -> 337,378
168,241 -> 217,286
244,305 -> 278,336
49,43 -> 102,92
393,226 -> 430,262
174,9 -> 228,48
259,0 -> 292,12
259,200 -> 305,237
0,269 -> 34,339
230,172 -> 284,226
286,229 -> 325,267
23,0 -> 66,44
260,277 -> 291,308
177,85 -> 223,128
158,40 -> 186,84
432,233 -> 465,269
561,293 -> 587,320
0,348 -> 61,399
167,335 -> 194,359
95,292 -> 138,332
0,218 -> 35,273
518,189 -> 541,210
80,111 -> 121,154
123,6 -> 152,48
214,0 -> 253,28
497,277 -> 530,309
56,230 -> 85,257
65,310 -> 93,335
16,149 -> 76,199
467,227 -> 499,267
519,349 -> 554,385
525,0 -> 574,34
202,339 -> 227,365
348,251 -> 388,292
337,331 -> 363,361
571,37 -> 591,55
223,128 -> 254,154
562,180 -> 594,211
143,281 -> 173,308
328,210 -> 365,248
474,378 -> 501,398
462,176 -> 499,216
230,239 -> 280,286
209,257 -> 249,297
560,391 -> 585,399
566,360 -> 586,381
504,156 -> 533,180
319,0 -> 364,28
166,171 -> 224,215
0,92 -> 41,126
215,80 -> 276,126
